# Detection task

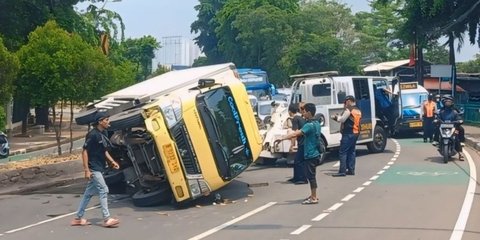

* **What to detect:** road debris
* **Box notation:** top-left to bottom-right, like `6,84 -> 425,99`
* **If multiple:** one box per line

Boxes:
247,182 -> 268,188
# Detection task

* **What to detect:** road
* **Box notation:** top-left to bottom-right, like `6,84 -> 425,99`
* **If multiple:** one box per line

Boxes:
0,137 -> 479,240
0,139 -> 84,163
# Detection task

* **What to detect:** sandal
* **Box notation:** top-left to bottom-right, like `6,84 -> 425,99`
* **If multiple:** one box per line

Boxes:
103,217 -> 120,228
302,197 -> 318,205
70,218 -> 91,226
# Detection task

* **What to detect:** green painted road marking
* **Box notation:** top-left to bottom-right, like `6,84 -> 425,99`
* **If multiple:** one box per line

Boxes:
377,165 -> 469,185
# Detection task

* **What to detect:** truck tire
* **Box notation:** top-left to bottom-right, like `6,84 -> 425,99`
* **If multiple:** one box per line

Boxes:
109,108 -> 144,131
367,126 -> 387,153
132,184 -> 173,207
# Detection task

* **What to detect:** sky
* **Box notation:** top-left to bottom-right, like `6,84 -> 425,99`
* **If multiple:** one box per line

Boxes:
78,0 -> 479,62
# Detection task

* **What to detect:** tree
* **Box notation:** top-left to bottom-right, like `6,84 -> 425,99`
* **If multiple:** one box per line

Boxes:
117,36 -> 160,81
191,0 -> 227,64
147,64 -> 170,78
0,37 -> 19,131
457,54 -> 480,73
17,20 -> 115,155
280,1 -> 361,77
192,56 -> 209,67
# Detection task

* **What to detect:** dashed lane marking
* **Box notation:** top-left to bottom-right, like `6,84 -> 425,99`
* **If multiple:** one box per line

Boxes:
290,225 -> 311,235
341,194 -> 355,202
312,213 -> 329,222
369,175 -> 379,181
327,203 -> 343,211
353,187 -> 364,193
189,202 -> 277,240
363,181 -> 372,186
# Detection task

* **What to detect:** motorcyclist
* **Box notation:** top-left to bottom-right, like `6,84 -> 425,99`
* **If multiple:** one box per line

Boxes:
432,95 -> 465,160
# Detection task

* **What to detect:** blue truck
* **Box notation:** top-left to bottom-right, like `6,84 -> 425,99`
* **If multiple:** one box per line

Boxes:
237,68 -> 276,100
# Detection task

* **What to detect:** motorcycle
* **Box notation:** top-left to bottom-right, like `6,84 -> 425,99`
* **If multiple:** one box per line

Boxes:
0,131 -> 9,159
434,119 -> 463,163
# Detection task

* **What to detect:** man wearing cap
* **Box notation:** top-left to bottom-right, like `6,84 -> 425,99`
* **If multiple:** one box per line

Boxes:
71,111 -> 121,228
331,95 -> 362,177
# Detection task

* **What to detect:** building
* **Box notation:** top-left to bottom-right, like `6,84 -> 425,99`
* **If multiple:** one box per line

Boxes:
153,36 -> 202,70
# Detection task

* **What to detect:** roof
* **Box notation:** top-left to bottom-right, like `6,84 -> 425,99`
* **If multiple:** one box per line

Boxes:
363,59 -> 410,72
424,78 -> 465,92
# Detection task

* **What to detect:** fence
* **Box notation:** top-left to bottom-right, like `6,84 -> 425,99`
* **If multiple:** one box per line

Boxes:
457,103 -> 480,125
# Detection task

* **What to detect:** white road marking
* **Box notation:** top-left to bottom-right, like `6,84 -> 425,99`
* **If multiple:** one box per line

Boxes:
312,213 -> 329,221
4,206 -> 99,234
393,154 -> 399,158
369,175 -> 379,181
383,165 -> 391,170
290,225 -> 311,235
341,194 -> 355,202
377,170 -> 385,175
363,181 -> 372,186
388,161 -> 394,165
327,203 -> 343,211
449,150 -> 477,240
390,158 -> 397,161
188,202 -> 277,240
333,161 -> 340,167
353,187 -> 364,193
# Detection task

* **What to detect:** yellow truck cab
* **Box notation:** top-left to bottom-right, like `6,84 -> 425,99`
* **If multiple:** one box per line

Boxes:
75,63 -> 262,207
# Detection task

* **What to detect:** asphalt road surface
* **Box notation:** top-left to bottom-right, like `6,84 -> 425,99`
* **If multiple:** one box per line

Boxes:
1,137 -> 479,240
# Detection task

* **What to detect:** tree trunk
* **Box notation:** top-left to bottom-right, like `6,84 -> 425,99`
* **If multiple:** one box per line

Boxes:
69,102 -> 74,153
51,105 -> 62,155
448,32 -> 457,98
12,97 -> 30,136
35,107 -> 49,130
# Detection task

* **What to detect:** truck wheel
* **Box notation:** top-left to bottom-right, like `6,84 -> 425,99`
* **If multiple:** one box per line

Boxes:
132,184 -> 173,207
442,144 -> 449,163
109,108 -> 144,131
367,126 -> 387,153
317,138 -> 327,165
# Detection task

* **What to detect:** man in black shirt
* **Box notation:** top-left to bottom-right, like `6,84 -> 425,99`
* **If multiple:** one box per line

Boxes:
71,111 -> 120,228
286,103 -> 307,184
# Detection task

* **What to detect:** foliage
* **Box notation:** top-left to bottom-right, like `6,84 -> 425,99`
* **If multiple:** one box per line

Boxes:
192,56 -> 209,67
457,54 -> 480,73
0,106 -> 5,132
117,36 -> 160,81
16,20 -> 116,106
0,37 -> 19,105
423,42 -> 449,64
147,64 -> 171,78
191,0 -> 227,64
353,0 -> 408,64
280,1 -> 361,79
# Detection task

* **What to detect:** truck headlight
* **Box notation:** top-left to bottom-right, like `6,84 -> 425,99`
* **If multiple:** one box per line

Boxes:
160,98 -> 182,128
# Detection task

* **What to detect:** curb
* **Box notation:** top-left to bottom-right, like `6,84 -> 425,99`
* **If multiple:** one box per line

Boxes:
465,134 -> 480,152
9,135 -> 85,156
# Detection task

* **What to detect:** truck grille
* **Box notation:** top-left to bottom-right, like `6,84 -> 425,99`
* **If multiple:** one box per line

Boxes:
172,123 -> 201,174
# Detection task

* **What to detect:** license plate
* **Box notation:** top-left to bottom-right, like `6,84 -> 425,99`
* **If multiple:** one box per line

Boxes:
441,124 -> 454,128
409,122 -> 422,127
163,144 -> 180,174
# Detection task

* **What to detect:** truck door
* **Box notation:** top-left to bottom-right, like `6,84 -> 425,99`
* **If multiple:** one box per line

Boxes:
352,78 -> 373,141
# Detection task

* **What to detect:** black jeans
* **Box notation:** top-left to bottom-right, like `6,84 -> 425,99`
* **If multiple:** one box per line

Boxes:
423,117 -> 434,140
293,145 -> 307,182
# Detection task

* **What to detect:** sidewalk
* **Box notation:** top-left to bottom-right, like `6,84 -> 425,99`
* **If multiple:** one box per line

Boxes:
7,121 -> 88,156
1,124 -> 480,195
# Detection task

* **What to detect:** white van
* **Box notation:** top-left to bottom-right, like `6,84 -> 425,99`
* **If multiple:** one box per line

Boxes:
260,72 -> 397,164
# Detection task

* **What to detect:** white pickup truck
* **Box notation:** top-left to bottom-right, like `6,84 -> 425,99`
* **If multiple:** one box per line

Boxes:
259,72 -> 399,165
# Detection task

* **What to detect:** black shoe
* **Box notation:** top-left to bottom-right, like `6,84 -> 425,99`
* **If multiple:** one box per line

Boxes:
423,138 -> 427,143
287,178 -> 295,183
294,180 -> 308,185
332,173 -> 346,177
429,138 -> 433,143
346,171 -> 355,176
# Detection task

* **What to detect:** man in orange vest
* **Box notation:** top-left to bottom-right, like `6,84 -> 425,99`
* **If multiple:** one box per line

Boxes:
331,95 -> 362,177
422,94 -> 437,143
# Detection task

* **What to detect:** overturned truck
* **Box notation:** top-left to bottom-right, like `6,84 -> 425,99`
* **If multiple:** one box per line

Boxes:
76,63 -> 262,207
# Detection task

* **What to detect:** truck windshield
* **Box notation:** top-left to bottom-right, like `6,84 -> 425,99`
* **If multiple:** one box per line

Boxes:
197,87 -> 252,180
401,93 -> 428,109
